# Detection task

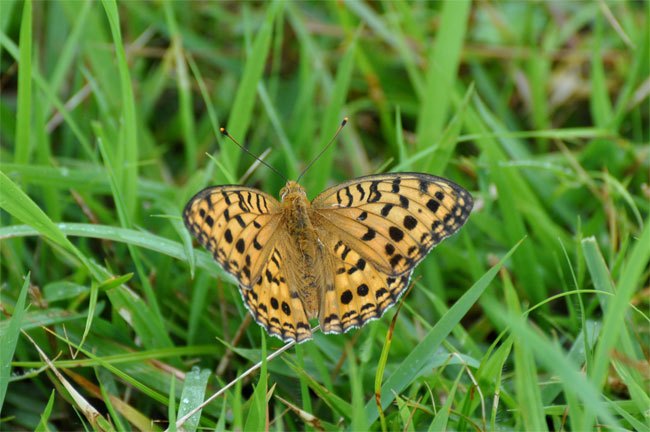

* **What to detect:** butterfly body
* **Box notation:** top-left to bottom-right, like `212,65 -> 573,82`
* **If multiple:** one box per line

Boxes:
279,181 -> 325,319
184,173 -> 473,343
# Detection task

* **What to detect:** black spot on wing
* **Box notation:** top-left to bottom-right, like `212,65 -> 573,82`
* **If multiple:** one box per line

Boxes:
392,178 -> 401,193
234,214 -> 246,228
344,186 -> 353,207
367,181 -> 382,203
356,183 -> 366,201
362,228 -> 376,241
427,199 -> 439,213
357,284 -> 369,296
253,236 -> 262,250
381,203 -> 394,216
389,226 -> 404,242
403,215 -> 417,230
222,192 -> 232,205
236,238 -> 245,253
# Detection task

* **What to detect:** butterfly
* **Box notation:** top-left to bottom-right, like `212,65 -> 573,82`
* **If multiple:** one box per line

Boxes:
184,172 -> 472,343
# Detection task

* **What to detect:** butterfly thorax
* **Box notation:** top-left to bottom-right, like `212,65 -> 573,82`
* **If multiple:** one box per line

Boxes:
279,181 -> 325,318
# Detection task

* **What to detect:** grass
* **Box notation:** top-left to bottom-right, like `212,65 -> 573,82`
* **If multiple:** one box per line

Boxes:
1,1 -> 648,431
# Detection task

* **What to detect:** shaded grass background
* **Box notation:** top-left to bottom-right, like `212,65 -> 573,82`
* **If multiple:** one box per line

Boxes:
1,1 -> 649,430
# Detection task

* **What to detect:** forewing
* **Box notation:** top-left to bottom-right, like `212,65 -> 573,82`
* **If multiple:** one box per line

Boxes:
311,172 -> 473,276
183,186 -> 281,288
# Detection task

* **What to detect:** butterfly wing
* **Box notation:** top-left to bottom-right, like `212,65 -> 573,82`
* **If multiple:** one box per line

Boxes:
311,172 -> 473,333
184,186 -> 312,343
184,186 -> 282,287
239,242 -> 313,343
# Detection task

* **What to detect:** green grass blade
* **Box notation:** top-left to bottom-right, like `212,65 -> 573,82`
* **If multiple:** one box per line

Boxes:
428,368 -> 463,431
34,389 -> 56,432
223,2 -> 281,180
244,332 -> 268,432
168,370 -> 177,432
503,271 -> 547,431
177,368 -> 211,432
14,0 -> 31,165
0,222 -> 229,281
590,15 -> 613,129
96,367 -> 127,432
348,346 -> 366,432
163,2 -> 198,175
309,31 -> 357,193
101,0 -> 139,218
0,272 -> 30,411
417,0 -> 470,171
587,221 -> 650,424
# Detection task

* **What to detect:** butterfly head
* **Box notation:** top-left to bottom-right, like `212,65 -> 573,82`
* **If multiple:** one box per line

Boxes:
280,181 -> 307,203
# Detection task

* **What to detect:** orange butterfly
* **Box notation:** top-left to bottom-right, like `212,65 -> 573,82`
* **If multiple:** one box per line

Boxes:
184,170 -> 472,343
184,122 -> 472,343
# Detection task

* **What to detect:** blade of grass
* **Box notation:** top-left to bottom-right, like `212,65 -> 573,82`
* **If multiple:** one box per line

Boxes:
0,272 -> 30,411
177,368 -> 211,432
101,0 -> 139,218
428,368 -> 463,431
14,0 -> 31,165
590,14 -> 613,129
163,2 -> 198,175
308,29 -> 357,194
503,270 -> 547,431
168,376 -> 177,432
294,344 -> 312,418
417,0 -> 470,171
243,332 -> 268,432
0,222 -> 228,280
223,1 -> 281,181
348,345 -> 366,432
96,368 -> 127,432
34,389 -> 56,432
585,222 -> 650,426
610,22 -> 648,130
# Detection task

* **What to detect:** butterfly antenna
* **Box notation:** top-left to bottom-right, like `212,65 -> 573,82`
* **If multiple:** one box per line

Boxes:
220,128 -> 288,183
296,117 -> 348,183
